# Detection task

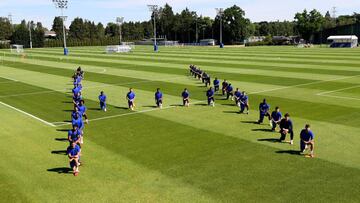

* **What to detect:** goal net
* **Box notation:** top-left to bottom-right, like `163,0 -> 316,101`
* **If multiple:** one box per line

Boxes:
10,44 -> 24,53
106,45 -> 132,53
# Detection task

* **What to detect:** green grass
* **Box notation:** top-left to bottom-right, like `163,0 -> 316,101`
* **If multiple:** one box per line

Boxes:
0,46 -> 360,202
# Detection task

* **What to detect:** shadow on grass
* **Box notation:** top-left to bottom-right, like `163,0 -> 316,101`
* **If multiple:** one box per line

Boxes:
223,110 -> 239,114
56,129 -> 70,132
194,103 -> 208,106
221,103 -> 235,106
276,150 -> 301,155
47,167 -> 71,174
115,106 -> 130,110
241,121 -> 258,124
142,105 -> 158,108
55,138 -> 68,142
258,138 -> 280,143
51,150 -> 67,155
252,128 -> 273,132
88,107 -> 100,111
170,104 -> 183,107
63,110 -> 73,112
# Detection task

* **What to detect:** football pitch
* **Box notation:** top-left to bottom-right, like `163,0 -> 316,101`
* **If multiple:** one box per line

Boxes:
0,46 -> 360,202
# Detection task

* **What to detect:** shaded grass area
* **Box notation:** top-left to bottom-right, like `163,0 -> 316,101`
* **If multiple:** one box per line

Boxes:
83,113 -> 360,202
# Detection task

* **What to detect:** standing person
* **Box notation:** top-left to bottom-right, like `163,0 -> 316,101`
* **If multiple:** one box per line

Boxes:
206,87 -> 215,107
279,113 -> 294,145
222,79 -> 229,96
155,88 -> 163,108
182,88 -> 190,107
271,107 -> 282,131
234,88 -> 242,107
300,124 -> 315,158
98,91 -> 107,112
126,88 -> 136,110
239,91 -> 249,114
68,125 -> 81,145
67,141 -> 81,176
258,99 -> 271,125
213,78 -> 220,92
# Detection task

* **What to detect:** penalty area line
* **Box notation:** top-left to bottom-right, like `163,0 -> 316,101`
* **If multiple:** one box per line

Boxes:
0,101 -> 56,127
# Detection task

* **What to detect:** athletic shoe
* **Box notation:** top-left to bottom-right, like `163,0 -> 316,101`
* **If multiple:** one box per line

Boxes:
290,140 -> 294,145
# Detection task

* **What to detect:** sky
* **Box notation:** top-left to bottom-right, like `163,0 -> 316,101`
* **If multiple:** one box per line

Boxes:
1,0 -> 360,29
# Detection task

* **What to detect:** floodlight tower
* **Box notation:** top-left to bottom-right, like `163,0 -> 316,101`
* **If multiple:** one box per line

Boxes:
116,17 -> 124,45
53,0 -> 69,55
28,21 -> 33,49
148,4 -> 159,51
216,8 -> 224,48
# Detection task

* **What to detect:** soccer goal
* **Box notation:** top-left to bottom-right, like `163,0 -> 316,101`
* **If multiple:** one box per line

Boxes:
10,44 -> 24,53
106,45 -> 133,54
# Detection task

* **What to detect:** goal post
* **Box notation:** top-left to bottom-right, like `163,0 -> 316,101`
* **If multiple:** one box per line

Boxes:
106,45 -> 133,54
10,44 -> 24,53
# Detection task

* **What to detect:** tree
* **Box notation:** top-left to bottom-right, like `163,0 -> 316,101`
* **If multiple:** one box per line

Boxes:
0,17 -> 13,40
33,22 -> 45,47
52,17 -> 64,39
11,20 -> 29,47
214,5 -> 251,44
294,9 -> 324,41
69,18 -> 86,39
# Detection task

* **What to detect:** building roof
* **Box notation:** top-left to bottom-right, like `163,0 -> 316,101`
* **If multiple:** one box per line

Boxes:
327,35 -> 358,40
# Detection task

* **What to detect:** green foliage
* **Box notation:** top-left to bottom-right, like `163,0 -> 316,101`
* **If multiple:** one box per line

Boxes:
294,9 -> 324,41
52,17 -> 64,40
0,17 -> 13,40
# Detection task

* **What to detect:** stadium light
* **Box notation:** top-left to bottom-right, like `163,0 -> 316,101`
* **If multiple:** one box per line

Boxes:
52,0 -> 69,55
28,21 -> 33,49
216,8 -> 224,48
147,4 -> 159,51
116,17 -> 124,45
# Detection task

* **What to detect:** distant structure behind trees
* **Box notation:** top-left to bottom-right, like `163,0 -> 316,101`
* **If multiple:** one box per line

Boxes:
0,5 -> 359,48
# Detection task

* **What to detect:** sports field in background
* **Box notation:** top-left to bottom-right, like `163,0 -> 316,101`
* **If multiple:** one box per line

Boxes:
0,46 -> 360,202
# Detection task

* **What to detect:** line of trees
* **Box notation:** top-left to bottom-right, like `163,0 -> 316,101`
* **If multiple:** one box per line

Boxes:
1,4 -> 360,48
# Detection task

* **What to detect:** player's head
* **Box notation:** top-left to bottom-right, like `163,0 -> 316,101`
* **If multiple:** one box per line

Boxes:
242,91 -> 246,95
215,77 -> 218,80
184,88 -> 187,92
100,91 -> 104,95
129,88 -> 133,92
80,100 -> 85,105
224,79 -> 227,81
209,86 -> 213,90
71,141 -> 77,148
285,113 -> 290,120
275,106 -> 280,111
305,124 -> 311,131
73,125 -> 78,130
236,88 -> 239,91
229,83 -> 232,86
157,88 -> 160,92
263,99 -> 266,103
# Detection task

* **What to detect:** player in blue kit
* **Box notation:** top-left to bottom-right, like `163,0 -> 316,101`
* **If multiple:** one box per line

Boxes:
73,92 -> 82,107
234,88 -> 242,107
71,107 -> 80,120
271,107 -> 282,131
239,92 -> 249,114
155,88 -> 163,108
300,124 -> 315,157
72,85 -> 81,96
77,100 -> 88,124
258,99 -> 271,125
279,113 -> 294,144
67,141 -> 81,176
72,113 -> 84,131
126,88 -> 136,110
206,87 -> 215,107
222,80 -> 229,96
68,125 -> 81,145
213,78 -> 220,92
98,91 -> 107,111
226,84 -> 234,100
182,88 -> 190,107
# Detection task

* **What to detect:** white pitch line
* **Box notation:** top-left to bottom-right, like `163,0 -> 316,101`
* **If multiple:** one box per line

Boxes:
250,74 -> 360,95
54,100 -> 207,127
0,76 -> 18,82
0,101 -> 56,127
319,94 -> 360,101
316,85 -> 360,96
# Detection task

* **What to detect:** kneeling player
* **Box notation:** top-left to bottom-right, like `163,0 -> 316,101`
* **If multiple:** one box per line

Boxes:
239,92 -> 249,114
234,88 -> 242,107
300,124 -> 315,158
98,91 -> 107,111
271,107 -> 282,131
222,80 -> 229,96
68,125 -> 81,145
182,88 -> 190,107
226,84 -> 234,100
207,87 -> 215,107
126,88 -> 136,110
77,100 -> 88,124
279,113 -> 294,145
155,88 -> 163,108
67,141 -> 81,176
258,99 -> 271,125
213,78 -> 220,92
